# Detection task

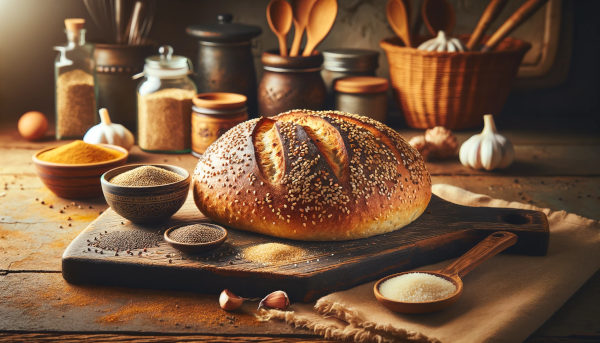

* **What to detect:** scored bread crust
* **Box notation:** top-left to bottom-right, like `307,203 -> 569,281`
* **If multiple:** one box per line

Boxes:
192,110 -> 431,241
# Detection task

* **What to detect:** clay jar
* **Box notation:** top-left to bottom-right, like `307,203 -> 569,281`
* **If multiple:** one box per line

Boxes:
258,51 -> 326,117
191,92 -> 248,157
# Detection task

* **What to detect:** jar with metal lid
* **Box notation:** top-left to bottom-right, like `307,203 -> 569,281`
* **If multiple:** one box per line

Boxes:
191,92 -> 248,157
322,49 -> 379,108
186,14 -> 261,116
334,76 -> 389,123
258,51 -> 326,117
137,45 -> 197,153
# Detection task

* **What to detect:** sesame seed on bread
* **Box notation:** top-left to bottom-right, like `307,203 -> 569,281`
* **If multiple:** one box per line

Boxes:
192,110 -> 431,241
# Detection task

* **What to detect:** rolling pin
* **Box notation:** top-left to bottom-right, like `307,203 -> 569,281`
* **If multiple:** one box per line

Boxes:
481,0 -> 549,52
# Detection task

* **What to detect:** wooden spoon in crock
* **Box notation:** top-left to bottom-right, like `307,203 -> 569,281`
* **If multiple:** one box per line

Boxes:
267,0 -> 293,56
290,0 -> 318,57
302,0 -> 338,56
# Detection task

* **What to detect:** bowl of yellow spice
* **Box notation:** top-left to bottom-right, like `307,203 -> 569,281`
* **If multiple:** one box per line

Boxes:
101,164 -> 190,223
33,140 -> 128,199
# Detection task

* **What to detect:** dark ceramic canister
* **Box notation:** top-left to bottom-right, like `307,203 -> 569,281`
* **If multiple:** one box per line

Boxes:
186,14 -> 261,116
258,51 -> 326,117
94,44 -> 155,133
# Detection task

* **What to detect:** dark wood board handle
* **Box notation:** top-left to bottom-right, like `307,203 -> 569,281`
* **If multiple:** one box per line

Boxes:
440,231 -> 517,277
481,0 -> 549,52
466,0 -> 509,51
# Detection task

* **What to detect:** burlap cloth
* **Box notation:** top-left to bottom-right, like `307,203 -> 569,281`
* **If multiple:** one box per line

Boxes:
260,184 -> 600,343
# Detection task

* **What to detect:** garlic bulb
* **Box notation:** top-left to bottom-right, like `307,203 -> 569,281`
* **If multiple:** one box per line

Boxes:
418,31 -> 467,52
459,114 -> 514,170
83,108 -> 134,150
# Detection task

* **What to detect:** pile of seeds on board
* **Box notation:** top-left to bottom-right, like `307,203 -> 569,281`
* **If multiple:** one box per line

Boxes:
109,166 -> 184,187
243,243 -> 306,264
168,224 -> 225,244
88,229 -> 162,252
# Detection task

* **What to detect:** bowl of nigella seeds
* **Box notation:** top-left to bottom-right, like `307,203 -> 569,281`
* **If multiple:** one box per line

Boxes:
164,222 -> 228,253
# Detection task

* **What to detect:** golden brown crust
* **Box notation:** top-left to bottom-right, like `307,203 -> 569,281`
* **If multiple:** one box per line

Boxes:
192,110 -> 431,241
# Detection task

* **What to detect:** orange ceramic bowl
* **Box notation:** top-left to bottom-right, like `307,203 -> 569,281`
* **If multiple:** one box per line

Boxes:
32,144 -> 128,199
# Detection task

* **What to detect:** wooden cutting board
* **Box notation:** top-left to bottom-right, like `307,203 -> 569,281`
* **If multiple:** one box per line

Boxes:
62,195 -> 549,302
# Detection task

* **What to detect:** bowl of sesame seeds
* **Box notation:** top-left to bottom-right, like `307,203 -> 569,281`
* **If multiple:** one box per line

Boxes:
101,164 -> 190,223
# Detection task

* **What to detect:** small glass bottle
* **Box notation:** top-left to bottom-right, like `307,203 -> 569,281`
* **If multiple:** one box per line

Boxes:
137,46 -> 197,153
54,18 -> 97,140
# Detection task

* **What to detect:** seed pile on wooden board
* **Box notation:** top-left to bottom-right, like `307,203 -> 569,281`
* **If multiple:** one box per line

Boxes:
243,243 -> 306,264
169,224 -> 225,244
109,166 -> 184,186
89,229 -> 162,251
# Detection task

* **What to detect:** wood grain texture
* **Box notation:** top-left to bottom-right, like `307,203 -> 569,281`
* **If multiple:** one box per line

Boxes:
0,333 -> 331,343
1,129 -> 598,342
61,194 -> 548,302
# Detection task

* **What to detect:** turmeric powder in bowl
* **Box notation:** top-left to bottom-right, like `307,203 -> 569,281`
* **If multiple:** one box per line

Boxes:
38,140 -> 123,164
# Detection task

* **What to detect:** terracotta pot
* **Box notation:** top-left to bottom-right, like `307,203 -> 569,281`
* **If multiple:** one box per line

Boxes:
258,50 -> 326,117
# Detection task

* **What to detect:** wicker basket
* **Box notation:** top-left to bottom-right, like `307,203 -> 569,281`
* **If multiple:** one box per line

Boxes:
380,36 -> 531,129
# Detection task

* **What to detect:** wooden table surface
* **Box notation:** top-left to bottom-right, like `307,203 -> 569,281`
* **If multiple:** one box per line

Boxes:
0,127 -> 598,343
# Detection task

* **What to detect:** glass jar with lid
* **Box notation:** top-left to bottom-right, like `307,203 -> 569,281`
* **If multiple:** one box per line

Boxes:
54,18 -> 97,140
137,45 -> 197,153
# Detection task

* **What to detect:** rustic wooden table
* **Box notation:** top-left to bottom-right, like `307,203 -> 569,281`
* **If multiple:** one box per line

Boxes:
0,127 -> 598,342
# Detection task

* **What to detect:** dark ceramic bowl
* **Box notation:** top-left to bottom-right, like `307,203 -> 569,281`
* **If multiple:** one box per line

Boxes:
33,144 -> 128,199
101,164 -> 190,223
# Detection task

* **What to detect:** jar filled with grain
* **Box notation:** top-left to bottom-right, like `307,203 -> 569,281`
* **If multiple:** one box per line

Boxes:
137,46 -> 197,153
54,18 -> 97,140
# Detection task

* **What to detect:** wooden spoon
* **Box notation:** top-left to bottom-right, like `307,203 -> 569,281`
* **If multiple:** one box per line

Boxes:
421,0 -> 456,36
481,0 -> 549,52
302,0 -> 338,57
374,231 -> 517,314
466,0 -> 508,51
267,0 -> 293,56
290,0 -> 318,57
386,0 -> 412,48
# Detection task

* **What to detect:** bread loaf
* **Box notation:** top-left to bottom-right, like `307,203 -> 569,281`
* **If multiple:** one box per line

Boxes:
192,110 -> 431,241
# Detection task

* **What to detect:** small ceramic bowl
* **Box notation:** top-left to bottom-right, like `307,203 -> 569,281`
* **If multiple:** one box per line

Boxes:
164,223 -> 228,254
33,144 -> 128,199
101,164 -> 190,223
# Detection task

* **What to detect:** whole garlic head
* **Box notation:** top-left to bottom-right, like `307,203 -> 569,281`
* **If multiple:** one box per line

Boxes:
459,114 -> 514,170
83,108 -> 134,150
418,30 -> 467,52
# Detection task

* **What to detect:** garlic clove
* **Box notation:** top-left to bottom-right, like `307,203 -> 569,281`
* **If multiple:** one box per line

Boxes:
480,135 -> 501,171
258,290 -> 290,310
219,289 -> 244,311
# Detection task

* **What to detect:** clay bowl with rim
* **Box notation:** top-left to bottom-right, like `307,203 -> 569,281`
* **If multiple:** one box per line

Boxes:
100,164 -> 190,224
164,222 -> 228,254
33,144 -> 128,199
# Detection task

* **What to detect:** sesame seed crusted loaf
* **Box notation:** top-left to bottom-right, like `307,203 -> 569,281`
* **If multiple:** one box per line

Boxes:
192,110 -> 431,241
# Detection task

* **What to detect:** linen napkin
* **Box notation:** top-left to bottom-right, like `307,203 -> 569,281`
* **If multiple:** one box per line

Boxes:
260,184 -> 600,343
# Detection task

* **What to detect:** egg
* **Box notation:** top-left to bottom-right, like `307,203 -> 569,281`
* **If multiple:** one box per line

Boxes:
18,111 -> 48,141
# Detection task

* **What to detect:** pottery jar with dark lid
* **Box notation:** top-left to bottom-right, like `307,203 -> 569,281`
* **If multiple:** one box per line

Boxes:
258,51 -> 326,117
191,92 -> 248,157
186,14 -> 261,116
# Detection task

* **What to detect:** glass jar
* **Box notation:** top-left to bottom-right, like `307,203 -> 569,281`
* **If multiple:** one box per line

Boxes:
137,46 -> 197,153
322,49 -> 379,109
191,92 -> 248,157
334,76 -> 389,123
54,18 -> 97,140
258,51 -> 326,117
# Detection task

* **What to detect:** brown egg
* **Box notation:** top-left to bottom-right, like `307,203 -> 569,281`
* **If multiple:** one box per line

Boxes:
18,111 -> 48,141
